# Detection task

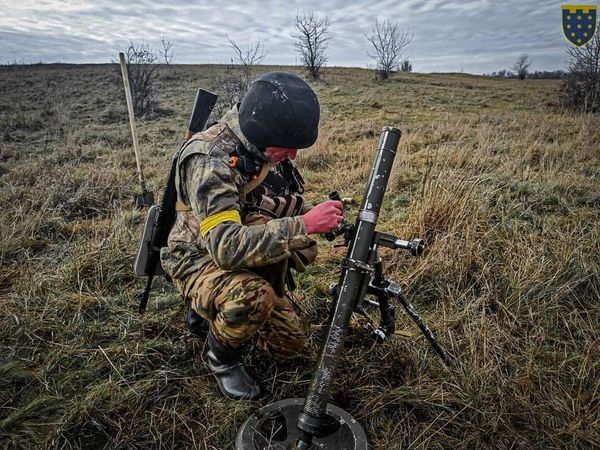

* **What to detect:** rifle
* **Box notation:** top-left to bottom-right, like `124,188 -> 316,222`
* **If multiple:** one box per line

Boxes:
236,126 -> 454,450
133,89 -> 218,313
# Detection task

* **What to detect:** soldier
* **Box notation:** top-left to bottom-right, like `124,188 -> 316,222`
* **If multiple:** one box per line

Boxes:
160,72 -> 343,400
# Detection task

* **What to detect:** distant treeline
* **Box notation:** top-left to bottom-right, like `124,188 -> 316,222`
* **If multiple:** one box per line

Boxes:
484,69 -> 566,79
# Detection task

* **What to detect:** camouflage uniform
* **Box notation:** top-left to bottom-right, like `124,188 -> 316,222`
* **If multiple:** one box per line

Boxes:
160,106 -> 317,358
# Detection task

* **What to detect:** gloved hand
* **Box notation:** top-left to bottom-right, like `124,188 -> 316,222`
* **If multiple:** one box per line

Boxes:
302,200 -> 343,235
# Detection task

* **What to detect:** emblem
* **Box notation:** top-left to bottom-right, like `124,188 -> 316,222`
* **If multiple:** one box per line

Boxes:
562,4 -> 597,46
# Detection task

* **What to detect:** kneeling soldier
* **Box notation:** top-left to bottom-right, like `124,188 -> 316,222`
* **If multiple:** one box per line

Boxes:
160,72 -> 343,400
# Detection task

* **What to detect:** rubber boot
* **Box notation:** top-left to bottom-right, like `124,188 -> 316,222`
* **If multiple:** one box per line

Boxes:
185,303 -> 209,338
207,331 -> 262,400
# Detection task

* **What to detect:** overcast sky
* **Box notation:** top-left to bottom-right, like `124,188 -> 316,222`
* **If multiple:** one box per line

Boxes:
0,0 -> 581,73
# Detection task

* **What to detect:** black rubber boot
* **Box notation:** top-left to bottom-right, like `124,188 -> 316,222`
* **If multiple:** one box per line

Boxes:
185,303 -> 209,338
207,331 -> 262,400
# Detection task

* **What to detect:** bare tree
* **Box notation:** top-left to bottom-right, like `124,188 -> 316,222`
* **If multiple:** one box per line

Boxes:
292,11 -> 331,80
512,53 -> 531,80
159,37 -> 174,65
212,36 -> 267,118
366,19 -> 413,81
227,35 -> 266,91
560,33 -> 600,112
120,42 -> 159,117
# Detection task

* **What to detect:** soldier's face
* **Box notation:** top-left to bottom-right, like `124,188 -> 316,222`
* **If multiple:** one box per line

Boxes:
264,147 -> 298,163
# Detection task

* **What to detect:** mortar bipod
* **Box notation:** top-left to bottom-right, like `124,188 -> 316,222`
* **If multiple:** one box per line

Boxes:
350,232 -> 453,366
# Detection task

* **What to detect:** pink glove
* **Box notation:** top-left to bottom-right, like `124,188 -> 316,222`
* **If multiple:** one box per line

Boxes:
302,200 -> 343,235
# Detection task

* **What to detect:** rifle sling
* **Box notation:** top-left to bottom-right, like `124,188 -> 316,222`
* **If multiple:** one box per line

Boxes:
240,163 -> 274,195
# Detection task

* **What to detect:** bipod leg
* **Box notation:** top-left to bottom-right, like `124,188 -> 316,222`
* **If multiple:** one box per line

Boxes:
360,294 -> 396,343
386,282 -> 454,366
365,259 -> 396,341
373,292 -> 395,341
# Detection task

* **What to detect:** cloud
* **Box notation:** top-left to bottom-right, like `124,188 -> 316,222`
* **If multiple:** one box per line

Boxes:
1,0 -> 570,73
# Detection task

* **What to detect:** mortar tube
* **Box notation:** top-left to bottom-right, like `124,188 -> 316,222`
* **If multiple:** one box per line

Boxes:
296,127 -> 401,442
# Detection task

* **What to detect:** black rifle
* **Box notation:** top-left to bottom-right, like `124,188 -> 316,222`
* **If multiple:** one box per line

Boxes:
134,89 -> 218,313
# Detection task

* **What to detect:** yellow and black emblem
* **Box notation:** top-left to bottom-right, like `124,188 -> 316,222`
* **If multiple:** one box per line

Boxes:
562,4 -> 597,46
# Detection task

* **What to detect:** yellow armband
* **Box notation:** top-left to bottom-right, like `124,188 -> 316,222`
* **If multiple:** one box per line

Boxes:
200,210 -> 241,237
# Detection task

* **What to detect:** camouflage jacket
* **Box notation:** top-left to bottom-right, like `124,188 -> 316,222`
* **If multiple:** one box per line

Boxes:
160,106 -> 317,283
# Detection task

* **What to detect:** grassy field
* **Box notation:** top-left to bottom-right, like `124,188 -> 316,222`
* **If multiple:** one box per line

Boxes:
0,63 -> 599,449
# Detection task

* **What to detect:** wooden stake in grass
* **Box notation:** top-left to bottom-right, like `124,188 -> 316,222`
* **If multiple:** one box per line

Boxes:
118,51 -> 154,208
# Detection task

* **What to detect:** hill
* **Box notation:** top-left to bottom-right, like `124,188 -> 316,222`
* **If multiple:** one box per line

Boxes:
1,64 -> 599,449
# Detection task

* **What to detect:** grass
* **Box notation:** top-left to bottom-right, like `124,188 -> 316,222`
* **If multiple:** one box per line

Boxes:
1,63 -> 599,449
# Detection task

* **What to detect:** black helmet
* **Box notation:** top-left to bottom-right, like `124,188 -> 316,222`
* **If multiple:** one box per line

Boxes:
239,72 -> 320,149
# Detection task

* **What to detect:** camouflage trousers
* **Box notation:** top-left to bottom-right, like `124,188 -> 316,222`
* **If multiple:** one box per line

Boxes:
174,261 -> 309,358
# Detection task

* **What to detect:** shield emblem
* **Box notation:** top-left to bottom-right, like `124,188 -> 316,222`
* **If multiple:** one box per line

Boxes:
562,4 -> 598,46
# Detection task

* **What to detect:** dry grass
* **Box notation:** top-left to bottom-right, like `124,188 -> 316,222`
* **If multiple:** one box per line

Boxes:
1,63 -> 599,449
